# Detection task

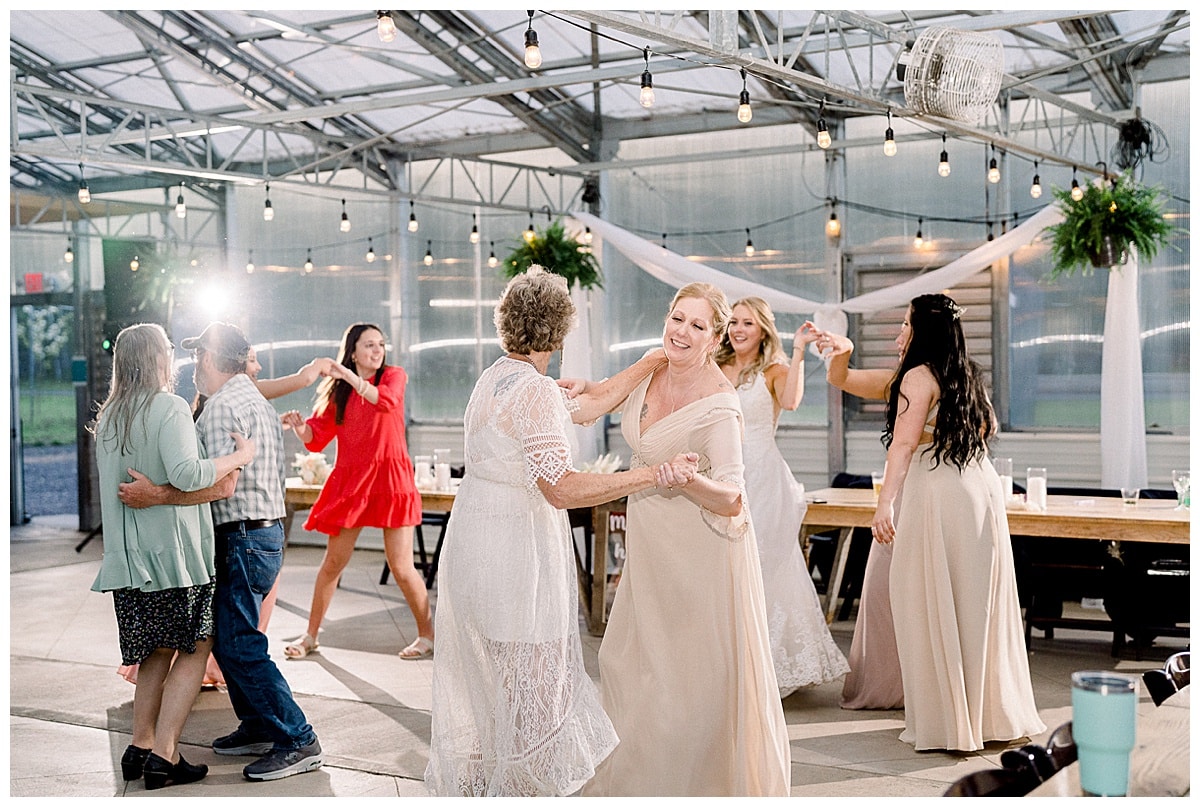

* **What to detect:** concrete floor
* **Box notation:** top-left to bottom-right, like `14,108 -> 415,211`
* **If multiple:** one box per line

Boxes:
9,514 -> 1183,798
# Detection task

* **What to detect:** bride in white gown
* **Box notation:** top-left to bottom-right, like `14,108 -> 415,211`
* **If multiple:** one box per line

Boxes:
717,298 -> 849,696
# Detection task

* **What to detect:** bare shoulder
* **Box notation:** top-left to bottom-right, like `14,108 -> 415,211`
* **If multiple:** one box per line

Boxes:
899,365 -> 940,400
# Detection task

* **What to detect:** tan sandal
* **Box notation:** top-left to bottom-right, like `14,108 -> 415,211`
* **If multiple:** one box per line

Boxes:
284,633 -> 319,659
399,636 -> 434,660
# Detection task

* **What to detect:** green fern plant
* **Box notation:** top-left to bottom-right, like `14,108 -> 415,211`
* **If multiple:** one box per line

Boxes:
501,219 -> 602,291
1043,171 -> 1176,281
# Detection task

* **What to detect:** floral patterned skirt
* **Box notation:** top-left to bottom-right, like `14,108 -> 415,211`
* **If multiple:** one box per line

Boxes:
112,582 -> 216,666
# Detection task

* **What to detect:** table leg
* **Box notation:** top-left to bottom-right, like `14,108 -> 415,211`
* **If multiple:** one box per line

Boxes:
820,526 -> 855,625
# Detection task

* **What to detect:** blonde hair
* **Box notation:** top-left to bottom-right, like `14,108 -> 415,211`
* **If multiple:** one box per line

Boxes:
666,282 -> 732,355
495,264 -> 577,353
90,323 -> 174,454
714,296 -> 786,387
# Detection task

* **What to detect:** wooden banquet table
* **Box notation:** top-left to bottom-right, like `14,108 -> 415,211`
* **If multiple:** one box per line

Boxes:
1028,686 -> 1190,797
800,487 -> 1191,624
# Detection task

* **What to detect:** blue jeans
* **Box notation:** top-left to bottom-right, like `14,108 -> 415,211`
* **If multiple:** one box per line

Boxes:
211,521 -> 316,751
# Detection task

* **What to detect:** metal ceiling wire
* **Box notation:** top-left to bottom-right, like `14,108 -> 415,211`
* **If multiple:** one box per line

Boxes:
9,9 -> 1191,199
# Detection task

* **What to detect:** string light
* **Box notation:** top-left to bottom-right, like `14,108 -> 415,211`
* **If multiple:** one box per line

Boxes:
1030,161 -> 1042,199
986,221 -> 994,242
938,133 -> 951,177
816,100 -> 831,149
304,249 -> 313,272
263,183 -> 274,221
883,109 -> 896,157
639,47 -> 655,108
175,184 -> 186,219
523,10 -> 542,69
407,200 -> 419,232
130,255 -> 139,272
77,163 -> 91,204
523,212 -> 536,243
366,237 -> 376,263
737,68 -> 752,123
826,202 -> 841,238
1070,166 -> 1083,201
744,228 -> 754,257
340,199 -> 351,232
469,213 -> 480,244
424,240 -> 433,266
988,144 -> 1000,184
376,10 -> 397,43
488,241 -> 498,268
64,239 -> 74,263
913,218 -> 924,248
583,226 -> 593,245
246,250 -> 255,274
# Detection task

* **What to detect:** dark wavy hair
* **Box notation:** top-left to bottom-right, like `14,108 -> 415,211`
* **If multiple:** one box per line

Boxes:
883,294 -> 994,469
315,322 -> 386,425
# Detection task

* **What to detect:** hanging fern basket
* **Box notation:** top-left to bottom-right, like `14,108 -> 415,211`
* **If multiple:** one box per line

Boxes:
501,219 -> 602,291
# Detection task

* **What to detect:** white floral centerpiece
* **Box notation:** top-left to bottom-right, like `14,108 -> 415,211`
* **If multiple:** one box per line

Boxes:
579,452 -> 622,474
294,451 -> 333,484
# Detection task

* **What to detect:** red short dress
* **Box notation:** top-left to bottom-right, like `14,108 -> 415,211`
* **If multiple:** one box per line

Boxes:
302,364 -> 422,535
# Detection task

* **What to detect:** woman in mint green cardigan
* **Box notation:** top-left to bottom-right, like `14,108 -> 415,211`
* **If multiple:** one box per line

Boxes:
90,323 -> 253,789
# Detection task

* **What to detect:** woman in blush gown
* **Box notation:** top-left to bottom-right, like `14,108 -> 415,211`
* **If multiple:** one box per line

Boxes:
716,297 -> 849,697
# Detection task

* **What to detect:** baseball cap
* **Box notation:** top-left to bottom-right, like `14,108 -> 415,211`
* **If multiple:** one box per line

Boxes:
180,322 -> 251,362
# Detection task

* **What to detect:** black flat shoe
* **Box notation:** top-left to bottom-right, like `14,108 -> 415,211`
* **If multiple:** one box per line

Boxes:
143,752 -> 208,790
121,745 -> 151,781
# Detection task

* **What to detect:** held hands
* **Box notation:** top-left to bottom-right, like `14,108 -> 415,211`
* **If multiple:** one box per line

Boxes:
655,452 -> 700,490
795,321 -> 822,349
300,357 -> 338,384
812,328 -> 853,359
280,410 -> 306,432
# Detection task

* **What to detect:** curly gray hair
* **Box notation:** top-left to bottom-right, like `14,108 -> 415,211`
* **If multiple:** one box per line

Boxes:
494,264 -> 577,354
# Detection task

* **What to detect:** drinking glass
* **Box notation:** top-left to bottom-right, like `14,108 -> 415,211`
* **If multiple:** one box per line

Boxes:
1071,671 -> 1138,797
1171,470 -> 1190,510
993,457 -> 1013,498
1026,467 -> 1047,512
413,455 -> 433,488
1120,487 -> 1140,506
870,471 -> 884,499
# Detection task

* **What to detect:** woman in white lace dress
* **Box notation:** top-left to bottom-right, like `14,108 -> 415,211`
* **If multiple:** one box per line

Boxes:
715,297 -> 849,696
424,266 -> 695,796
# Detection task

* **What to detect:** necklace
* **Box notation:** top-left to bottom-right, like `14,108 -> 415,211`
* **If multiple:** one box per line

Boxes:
507,353 -> 535,366
666,369 -> 703,413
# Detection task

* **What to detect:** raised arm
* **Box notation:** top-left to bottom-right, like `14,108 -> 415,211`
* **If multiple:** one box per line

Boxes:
562,348 -> 667,425
818,328 -> 894,401
256,357 -> 335,400
769,322 -> 821,411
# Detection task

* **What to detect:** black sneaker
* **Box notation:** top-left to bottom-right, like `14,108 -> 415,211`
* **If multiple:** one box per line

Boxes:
243,738 -> 323,781
212,726 -> 275,756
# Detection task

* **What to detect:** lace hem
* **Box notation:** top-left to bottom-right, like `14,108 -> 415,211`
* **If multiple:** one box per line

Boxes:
698,471 -> 750,542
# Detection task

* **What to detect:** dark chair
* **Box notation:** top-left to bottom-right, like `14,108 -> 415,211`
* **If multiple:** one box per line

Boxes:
1144,650 -> 1191,706
944,767 -> 1040,797
1165,650 -> 1190,688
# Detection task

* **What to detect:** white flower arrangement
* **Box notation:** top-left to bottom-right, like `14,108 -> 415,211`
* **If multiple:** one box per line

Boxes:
294,451 -> 332,484
580,452 -> 622,474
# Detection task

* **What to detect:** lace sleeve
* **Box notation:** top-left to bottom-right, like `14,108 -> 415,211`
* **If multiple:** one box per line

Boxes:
513,375 -> 575,491
693,406 -> 751,542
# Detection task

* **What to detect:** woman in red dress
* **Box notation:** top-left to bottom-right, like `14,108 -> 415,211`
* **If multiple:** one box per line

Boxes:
281,323 -> 432,660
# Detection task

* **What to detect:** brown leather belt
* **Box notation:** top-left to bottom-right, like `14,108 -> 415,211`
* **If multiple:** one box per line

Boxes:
214,518 -> 278,535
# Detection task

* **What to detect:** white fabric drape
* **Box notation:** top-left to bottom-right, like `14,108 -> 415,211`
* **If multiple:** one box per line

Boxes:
1100,250 -> 1148,489
568,203 -> 1147,490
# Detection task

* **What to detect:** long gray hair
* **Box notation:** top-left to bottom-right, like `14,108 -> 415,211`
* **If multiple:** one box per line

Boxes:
89,323 -> 174,454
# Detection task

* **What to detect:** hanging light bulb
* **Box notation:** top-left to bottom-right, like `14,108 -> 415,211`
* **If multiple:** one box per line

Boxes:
175,184 -> 187,218
469,214 -> 480,244
77,163 -> 91,204
883,109 -> 897,157
376,10 -> 397,43
130,255 -> 140,272
813,101 -> 830,149
339,199 -> 351,232
988,145 -> 1000,184
913,218 -> 924,248
407,200 -> 419,232
366,237 -> 376,263
1030,161 -> 1042,199
639,47 -> 655,108
304,249 -> 313,272
263,183 -> 274,221
246,250 -> 255,274
1070,166 -> 1083,201
523,213 -> 536,243
424,241 -> 433,266
488,241 -> 498,268
523,10 -> 542,69
744,228 -> 754,257
64,239 -> 74,263
938,133 -> 951,177
826,206 -> 841,238
736,69 -> 752,123
986,221 -> 994,242
583,226 -> 593,245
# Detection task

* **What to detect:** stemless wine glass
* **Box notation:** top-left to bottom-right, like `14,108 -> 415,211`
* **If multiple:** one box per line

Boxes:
1171,470 -> 1190,510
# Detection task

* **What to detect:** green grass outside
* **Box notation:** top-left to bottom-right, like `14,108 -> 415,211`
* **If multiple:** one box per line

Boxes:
18,381 -> 78,445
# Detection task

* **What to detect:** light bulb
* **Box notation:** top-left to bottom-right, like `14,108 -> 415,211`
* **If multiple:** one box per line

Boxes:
78,180 -> 91,205
340,199 -> 351,232
175,191 -> 186,219
1030,175 -> 1042,199
737,89 -> 752,123
817,119 -> 831,149
1071,180 -> 1083,201
424,242 -> 433,266
914,220 -> 923,248
744,229 -> 754,257
263,184 -> 274,221
826,212 -> 841,238
583,226 -> 593,245
488,242 -> 498,268
938,150 -> 951,177
407,201 -> 418,232
64,242 -> 74,263
130,255 -> 139,272
246,253 -> 255,273
988,158 -> 1000,184
304,251 -> 313,272
639,71 -> 655,108
523,14 -> 541,69
376,11 -> 397,43
366,239 -> 376,263
469,217 -> 480,244
883,127 -> 896,157
523,216 -> 535,243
